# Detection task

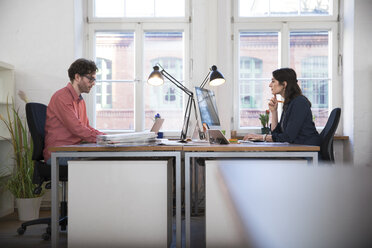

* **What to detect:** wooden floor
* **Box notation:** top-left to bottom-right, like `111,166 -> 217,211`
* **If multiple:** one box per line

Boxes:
0,210 -> 67,248
0,210 -> 204,248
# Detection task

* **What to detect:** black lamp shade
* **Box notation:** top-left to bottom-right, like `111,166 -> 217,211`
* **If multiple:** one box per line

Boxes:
209,65 -> 225,86
147,66 -> 164,86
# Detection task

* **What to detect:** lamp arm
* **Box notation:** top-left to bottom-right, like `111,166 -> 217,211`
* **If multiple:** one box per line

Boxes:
180,94 -> 194,141
199,71 -> 211,89
161,70 -> 193,96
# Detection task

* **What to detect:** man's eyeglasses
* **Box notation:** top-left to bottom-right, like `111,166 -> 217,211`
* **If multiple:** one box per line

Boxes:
83,75 -> 96,83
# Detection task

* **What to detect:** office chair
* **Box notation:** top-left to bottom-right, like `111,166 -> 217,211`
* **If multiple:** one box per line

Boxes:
319,108 -> 341,162
17,102 -> 68,240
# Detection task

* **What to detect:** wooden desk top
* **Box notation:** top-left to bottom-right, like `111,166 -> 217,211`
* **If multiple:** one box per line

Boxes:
50,143 -> 319,152
182,143 -> 320,152
334,135 -> 349,140
49,143 -> 183,152
236,135 -> 349,141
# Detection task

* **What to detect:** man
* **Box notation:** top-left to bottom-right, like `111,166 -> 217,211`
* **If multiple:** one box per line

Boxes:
44,58 -> 105,165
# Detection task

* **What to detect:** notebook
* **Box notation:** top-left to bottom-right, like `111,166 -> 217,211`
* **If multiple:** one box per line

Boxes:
150,118 -> 164,134
208,129 -> 230,144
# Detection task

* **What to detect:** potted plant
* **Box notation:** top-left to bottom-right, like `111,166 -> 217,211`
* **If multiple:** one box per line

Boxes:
259,110 -> 270,134
0,92 -> 43,221
0,170 -> 14,217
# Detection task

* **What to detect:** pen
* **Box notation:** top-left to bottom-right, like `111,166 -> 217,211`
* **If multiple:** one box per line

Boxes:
267,99 -> 284,103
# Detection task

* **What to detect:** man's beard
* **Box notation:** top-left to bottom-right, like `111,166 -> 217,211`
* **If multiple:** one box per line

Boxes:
78,83 -> 91,94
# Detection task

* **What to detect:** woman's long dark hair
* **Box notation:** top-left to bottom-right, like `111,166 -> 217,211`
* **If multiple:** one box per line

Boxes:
272,68 -> 311,109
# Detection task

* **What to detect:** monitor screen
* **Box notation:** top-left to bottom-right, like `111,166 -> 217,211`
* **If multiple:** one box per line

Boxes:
195,87 -> 221,129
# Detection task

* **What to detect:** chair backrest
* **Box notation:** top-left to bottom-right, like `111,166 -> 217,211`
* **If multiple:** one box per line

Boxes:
319,108 -> 341,162
25,102 -> 47,161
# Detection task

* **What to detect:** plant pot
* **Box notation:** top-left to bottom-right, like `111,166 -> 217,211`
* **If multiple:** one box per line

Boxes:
261,127 -> 270,134
16,196 -> 43,221
0,190 -> 14,217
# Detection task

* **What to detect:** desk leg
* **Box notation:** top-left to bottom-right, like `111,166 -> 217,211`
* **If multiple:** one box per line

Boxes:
176,154 -> 181,248
193,158 -> 199,215
185,155 -> 191,248
307,152 -> 319,166
51,153 -> 59,248
313,153 -> 318,165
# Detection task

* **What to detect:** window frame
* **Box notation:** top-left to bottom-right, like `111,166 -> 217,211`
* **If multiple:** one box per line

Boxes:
235,0 -> 339,22
86,1 -> 190,134
233,17 -> 340,133
88,0 -> 190,23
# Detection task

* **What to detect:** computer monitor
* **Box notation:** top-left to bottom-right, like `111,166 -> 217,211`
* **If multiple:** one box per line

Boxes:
194,86 -> 221,130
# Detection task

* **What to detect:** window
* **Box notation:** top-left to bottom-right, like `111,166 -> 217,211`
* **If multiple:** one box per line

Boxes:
239,0 -> 331,17
96,57 -> 113,109
239,57 -> 263,122
94,32 -> 135,130
238,31 -> 279,127
234,0 -> 339,130
150,57 -> 183,105
89,0 -> 338,134
144,34 -> 185,130
290,31 -> 330,127
89,0 -> 188,133
94,0 -> 185,18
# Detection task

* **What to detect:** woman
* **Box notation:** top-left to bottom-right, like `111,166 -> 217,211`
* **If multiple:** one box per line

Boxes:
244,68 -> 321,146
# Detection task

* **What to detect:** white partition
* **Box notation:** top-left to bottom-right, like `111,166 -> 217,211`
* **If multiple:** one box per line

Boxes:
68,160 -> 172,248
205,159 -> 307,248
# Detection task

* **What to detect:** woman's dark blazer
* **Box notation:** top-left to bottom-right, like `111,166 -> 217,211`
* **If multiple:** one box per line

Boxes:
271,95 -> 321,146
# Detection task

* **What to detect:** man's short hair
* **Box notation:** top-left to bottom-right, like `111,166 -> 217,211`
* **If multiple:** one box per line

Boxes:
68,58 -> 98,81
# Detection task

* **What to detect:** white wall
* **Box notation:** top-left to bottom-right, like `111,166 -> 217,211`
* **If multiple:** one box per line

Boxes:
343,0 -> 372,166
352,0 -> 372,166
0,0 -> 76,112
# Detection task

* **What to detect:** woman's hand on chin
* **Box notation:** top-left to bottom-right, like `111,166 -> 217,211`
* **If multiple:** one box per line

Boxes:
268,94 -> 278,112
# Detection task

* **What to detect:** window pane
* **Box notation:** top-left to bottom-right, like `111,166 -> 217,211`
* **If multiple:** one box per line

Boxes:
239,0 -> 269,16
290,31 -> 329,127
95,32 -> 135,130
301,0 -> 330,15
95,0 -> 185,17
239,0 -> 330,17
155,0 -> 185,17
271,0 -> 298,15
125,0 -> 154,17
144,32 -> 184,131
95,0 -> 125,17
239,32 -> 278,128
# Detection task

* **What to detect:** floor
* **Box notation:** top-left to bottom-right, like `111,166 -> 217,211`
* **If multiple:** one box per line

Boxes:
0,210 -> 204,248
0,211 -> 67,248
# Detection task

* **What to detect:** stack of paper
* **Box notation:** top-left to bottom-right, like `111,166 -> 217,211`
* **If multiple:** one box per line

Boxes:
97,131 -> 157,145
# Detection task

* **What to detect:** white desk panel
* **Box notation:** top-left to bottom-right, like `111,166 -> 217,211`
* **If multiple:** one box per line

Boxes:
68,160 -> 172,248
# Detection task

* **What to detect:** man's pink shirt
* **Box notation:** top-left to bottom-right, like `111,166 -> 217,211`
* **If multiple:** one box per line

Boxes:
43,83 -> 104,161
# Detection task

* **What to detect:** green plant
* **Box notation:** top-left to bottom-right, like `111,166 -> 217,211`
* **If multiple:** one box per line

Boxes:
0,96 -> 37,198
259,110 -> 270,128
0,171 -> 11,193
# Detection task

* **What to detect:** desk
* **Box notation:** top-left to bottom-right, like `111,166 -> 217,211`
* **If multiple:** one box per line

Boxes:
183,143 -> 320,248
50,144 -> 182,248
50,142 -> 319,248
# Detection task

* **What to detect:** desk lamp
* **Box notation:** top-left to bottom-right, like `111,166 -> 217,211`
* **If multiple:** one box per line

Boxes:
199,65 -> 225,88
147,64 -> 225,142
148,64 -> 195,142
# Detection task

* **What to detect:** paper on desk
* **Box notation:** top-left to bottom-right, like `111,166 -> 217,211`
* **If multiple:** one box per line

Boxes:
97,131 -> 157,145
239,140 -> 289,145
157,139 -> 184,146
157,139 -> 210,146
